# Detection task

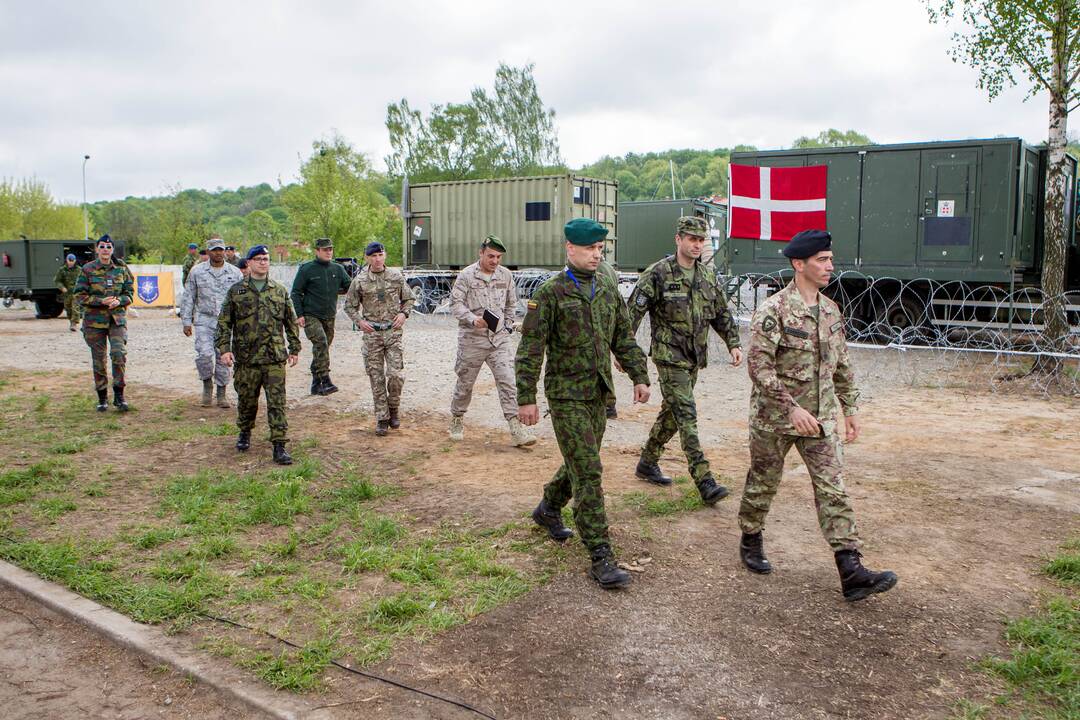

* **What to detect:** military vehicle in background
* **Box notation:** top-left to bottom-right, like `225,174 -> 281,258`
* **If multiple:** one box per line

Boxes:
726,138 -> 1079,335
616,198 -> 727,271
0,238 -> 125,318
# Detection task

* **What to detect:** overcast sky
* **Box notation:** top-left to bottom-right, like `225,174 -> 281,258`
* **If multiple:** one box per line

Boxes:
0,0 -> 1056,204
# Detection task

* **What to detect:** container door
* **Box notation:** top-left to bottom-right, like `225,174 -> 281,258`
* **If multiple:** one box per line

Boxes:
860,150 -> 921,267
409,218 -> 431,265
918,148 -> 979,264
1016,149 -> 1039,265
31,242 -> 64,288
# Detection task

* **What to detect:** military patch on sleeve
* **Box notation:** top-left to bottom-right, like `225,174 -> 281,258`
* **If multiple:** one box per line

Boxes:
527,300 -> 538,310
761,316 -> 777,332
523,301 -> 540,332
830,321 -> 843,334
782,326 -> 810,339
634,293 -> 649,307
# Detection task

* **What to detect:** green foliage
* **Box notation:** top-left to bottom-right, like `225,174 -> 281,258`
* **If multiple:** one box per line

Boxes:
283,132 -> 402,263
1045,538 -> 1080,586
791,129 -> 874,148
0,177 -> 89,240
580,148 -> 736,201
386,62 -> 563,183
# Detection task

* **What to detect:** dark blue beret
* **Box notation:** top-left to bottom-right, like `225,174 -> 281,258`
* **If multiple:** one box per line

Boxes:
783,229 -> 832,259
364,241 -> 385,256
96,234 -> 112,246
246,244 -> 269,260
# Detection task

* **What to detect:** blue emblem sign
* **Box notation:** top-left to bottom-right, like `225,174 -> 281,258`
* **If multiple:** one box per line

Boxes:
137,275 -> 160,304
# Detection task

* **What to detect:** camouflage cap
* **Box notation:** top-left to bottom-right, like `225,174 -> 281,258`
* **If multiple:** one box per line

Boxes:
314,237 -> 333,249
564,217 -> 608,246
207,237 -> 225,250
677,215 -> 708,238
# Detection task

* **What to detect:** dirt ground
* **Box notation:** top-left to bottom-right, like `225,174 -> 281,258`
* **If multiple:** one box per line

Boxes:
1,308 -> 1077,719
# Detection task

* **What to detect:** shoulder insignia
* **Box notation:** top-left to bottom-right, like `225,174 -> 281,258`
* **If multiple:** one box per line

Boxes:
634,293 -> 649,307
830,321 -> 843,333
783,326 -> 810,339
761,316 -> 777,332
527,300 -> 538,310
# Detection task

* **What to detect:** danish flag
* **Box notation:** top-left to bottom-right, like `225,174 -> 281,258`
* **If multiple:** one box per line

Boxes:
727,164 -> 828,241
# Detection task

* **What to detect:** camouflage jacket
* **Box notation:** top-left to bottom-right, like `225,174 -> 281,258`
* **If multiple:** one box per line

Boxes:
74,259 -> 134,329
181,254 -> 198,286
449,261 -> 517,343
54,264 -> 81,292
515,266 -> 649,405
747,281 -> 858,436
180,261 -> 243,327
215,278 -> 301,366
627,256 -> 740,370
343,267 -> 413,325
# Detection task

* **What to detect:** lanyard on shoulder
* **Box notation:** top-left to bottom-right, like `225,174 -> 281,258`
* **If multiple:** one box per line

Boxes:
564,266 -> 595,300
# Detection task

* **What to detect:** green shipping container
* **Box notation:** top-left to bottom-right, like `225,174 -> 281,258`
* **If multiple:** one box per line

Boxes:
616,198 -> 727,271
402,174 -> 618,270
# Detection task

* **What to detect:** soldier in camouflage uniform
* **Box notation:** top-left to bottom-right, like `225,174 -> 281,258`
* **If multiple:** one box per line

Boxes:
74,235 -> 134,412
597,259 -> 621,420
343,241 -> 413,436
628,216 -> 743,504
448,235 -> 535,447
291,237 -> 352,396
517,218 -> 651,590
216,245 -> 301,465
180,237 -> 243,407
181,243 -> 199,287
224,246 -> 241,266
54,253 -> 83,331
738,229 -> 897,602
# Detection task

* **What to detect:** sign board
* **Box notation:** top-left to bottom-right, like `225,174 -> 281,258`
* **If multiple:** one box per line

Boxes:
133,272 -> 175,307
937,200 -> 955,217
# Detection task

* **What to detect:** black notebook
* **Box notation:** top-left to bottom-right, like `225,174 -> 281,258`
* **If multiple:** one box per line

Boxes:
482,309 -> 501,332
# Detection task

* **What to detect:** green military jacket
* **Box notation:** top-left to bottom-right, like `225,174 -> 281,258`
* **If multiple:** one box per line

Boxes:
54,264 -> 81,292
182,254 -> 198,286
74,259 -> 134,329
747,281 -> 858,437
627,255 -> 740,370
290,259 -> 352,320
215,278 -> 301,366
515,267 -> 649,406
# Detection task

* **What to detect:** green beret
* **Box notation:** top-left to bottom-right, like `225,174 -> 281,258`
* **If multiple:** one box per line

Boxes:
314,237 -> 333,249
482,234 -> 506,253
677,216 -> 708,238
564,218 -> 608,246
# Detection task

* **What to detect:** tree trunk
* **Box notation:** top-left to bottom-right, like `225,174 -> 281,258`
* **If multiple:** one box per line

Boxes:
1038,6 -> 1071,357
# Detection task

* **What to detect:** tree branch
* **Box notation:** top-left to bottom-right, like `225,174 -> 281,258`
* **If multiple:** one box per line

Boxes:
985,10 -> 1052,91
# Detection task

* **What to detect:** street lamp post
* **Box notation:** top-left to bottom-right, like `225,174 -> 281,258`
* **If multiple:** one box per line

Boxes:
82,155 -> 90,240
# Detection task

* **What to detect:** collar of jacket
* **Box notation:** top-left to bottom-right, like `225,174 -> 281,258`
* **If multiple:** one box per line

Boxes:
779,280 -> 824,319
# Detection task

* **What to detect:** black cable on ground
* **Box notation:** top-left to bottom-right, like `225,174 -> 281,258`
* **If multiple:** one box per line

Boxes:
201,612 -> 497,720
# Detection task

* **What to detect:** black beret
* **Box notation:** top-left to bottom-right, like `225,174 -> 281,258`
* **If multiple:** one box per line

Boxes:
783,229 -> 832,259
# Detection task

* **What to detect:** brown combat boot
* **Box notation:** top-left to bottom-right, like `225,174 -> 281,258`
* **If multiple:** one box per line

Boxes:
388,407 -> 400,429
215,384 -> 230,408
201,379 -> 213,407
375,419 -> 389,437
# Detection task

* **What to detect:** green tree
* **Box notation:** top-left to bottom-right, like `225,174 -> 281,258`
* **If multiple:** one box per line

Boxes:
244,209 -> 279,246
927,0 -> 1079,348
0,178 -> 89,239
791,129 -> 874,148
284,133 -> 402,262
386,62 -> 562,182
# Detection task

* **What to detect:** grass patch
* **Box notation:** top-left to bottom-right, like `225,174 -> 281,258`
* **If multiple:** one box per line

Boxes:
0,459 -> 74,506
130,526 -> 186,550
206,636 -> 335,692
1044,538 -> 1080,586
50,437 -> 90,454
36,497 -> 77,520
621,483 -> 703,516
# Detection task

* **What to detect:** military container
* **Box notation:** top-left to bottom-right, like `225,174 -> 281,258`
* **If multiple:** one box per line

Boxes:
615,198 -> 728,271
727,139 -> 1079,332
402,174 -> 618,270
0,238 -> 125,318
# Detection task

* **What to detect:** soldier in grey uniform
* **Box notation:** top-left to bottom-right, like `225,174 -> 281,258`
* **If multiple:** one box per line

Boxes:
448,235 -> 535,447
181,237 -> 244,407
738,229 -> 897,602
343,241 -> 413,436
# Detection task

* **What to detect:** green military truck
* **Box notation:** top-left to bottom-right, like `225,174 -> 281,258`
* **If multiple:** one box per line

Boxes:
727,138 -> 1079,334
616,198 -> 727,271
0,238 -> 125,318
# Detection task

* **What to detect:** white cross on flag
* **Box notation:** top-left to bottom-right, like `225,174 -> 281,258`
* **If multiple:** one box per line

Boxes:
727,164 -> 828,241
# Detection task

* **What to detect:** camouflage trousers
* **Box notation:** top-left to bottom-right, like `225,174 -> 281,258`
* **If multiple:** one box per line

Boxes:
362,329 -> 404,422
63,292 -> 82,327
194,322 -> 231,386
737,426 -> 860,551
641,364 -> 711,486
83,324 -> 126,391
303,315 -> 336,377
234,362 -> 288,443
542,396 -> 611,554
450,335 -> 517,420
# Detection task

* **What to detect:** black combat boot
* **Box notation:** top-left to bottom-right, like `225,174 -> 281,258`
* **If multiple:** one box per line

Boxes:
388,407 -> 400,429
112,386 -> 129,412
95,389 -> 109,412
375,419 -> 390,437
310,376 -> 323,395
272,441 -> 293,465
835,549 -> 898,602
739,531 -> 773,574
236,431 -> 251,452
605,402 -> 618,420
320,375 -> 339,395
590,546 -> 631,589
531,499 -> 573,542
635,458 -> 673,486
697,474 -> 729,505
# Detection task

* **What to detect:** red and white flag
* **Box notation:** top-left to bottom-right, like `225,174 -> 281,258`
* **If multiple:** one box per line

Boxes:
727,164 -> 827,241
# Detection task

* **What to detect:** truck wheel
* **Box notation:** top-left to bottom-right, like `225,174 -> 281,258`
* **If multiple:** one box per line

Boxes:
875,294 -> 928,344
34,298 -> 64,319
